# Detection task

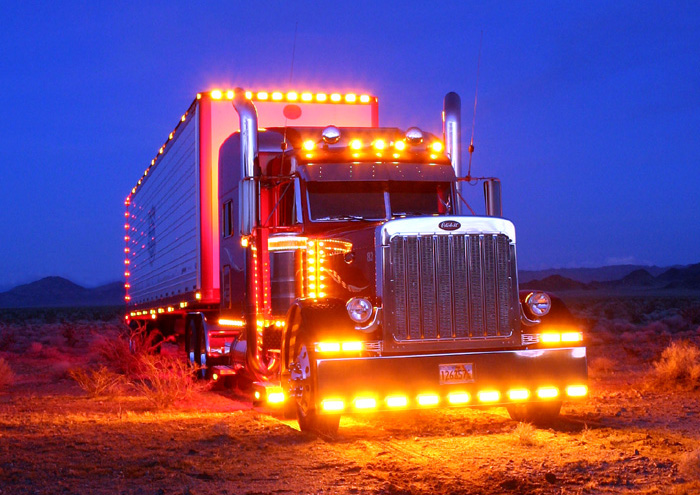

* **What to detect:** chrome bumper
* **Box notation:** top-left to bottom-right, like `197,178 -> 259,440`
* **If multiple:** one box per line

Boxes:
314,347 -> 587,412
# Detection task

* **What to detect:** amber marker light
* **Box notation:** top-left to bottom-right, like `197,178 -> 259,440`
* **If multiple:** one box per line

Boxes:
508,388 -> 530,401
267,391 -> 285,404
226,90 -> 234,99
566,385 -> 588,397
373,139 -> 386,150
341,341 -> 363,352
431,141 -> 444,152
561,332 -> 583,343
321,399 -> 345,412
537,386 -> 560,399
345,93 -> 357,103
257,91 -> 269,100
350,139 -> 363,150
354,397 -> 377,410
316,342 -> 341,353
478,390 -> 501,403
303,140 -> 315,151
330,93 -> 342,102
540,332 -> 561,344
286,91 -> 298,101
447,392 -> 470,405
245,91 -> 253,99
394,140 -> 406,151
360,94 -> 371,103
316,93 -> 328,102
417,394 -> 440,406
301,92 -> 313,102
272,91 -> 283,101
386,395 -> 408,408
210,90 -> 222,99
195,292 -> 202,300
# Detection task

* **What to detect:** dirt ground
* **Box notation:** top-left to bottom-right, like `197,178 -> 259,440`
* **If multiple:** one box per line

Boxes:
1,294 -> 700,495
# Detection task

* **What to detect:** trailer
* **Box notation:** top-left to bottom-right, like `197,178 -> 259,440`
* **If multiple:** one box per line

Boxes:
124,88 -> 587,434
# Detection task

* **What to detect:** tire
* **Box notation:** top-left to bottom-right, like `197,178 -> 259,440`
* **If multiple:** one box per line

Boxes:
186,315 -> 207,379
291,337 -> 340,436
507,401 -> 562,424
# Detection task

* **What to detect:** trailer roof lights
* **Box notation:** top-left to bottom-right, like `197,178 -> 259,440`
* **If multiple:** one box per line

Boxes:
272,91 -> 283,101
210,90 -> 223,100
287,91 -> 298,101
257,91 -> 269,100
330,93 -> 342,102
316,93 -> 328,102
345,93 -> 357,103
301,92 -> 313,101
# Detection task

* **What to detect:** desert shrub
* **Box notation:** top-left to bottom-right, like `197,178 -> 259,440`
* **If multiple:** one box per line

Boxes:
651,341 -> 700,390
94,325 -> 162,378
680,449 -> 700,480
513,422 -> 541,446
589,356 -> 616,376
0,358 -> 15,389
133,354 -> 205,409
0,330 -> 16,351
68,366 -> 127,398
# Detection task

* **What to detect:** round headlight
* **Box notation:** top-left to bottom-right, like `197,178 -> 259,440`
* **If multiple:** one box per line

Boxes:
526,292 -> 551,317
346,298 -> 373,323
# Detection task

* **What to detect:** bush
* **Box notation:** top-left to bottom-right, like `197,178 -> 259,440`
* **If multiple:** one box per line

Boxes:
513,422 -> 541,446
0,358 -> 15,389
652,341 -> 700,390
94,325 -> 162,379
68,366 -> 127,398
133,354 -> 205,409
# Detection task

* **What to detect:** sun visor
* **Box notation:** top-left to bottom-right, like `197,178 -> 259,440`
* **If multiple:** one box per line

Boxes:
297,163 -> 456,182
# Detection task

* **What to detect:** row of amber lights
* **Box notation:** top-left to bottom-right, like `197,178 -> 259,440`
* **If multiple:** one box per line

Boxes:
201,89 -> 374,104
126,299 -> 197,320
320,385 -> 589,412
302,137 -> 444,161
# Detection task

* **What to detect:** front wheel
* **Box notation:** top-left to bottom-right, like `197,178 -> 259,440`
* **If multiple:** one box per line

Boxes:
507,401 -> 562,424
291,340 -> 340,436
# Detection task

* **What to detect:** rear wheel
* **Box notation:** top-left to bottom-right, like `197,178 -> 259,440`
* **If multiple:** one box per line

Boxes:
507,401 -> 562,424
291,339 -> 340,436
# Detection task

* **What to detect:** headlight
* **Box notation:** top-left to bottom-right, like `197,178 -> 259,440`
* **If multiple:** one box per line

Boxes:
525,291 -> 551,317
346,298 -> 373,323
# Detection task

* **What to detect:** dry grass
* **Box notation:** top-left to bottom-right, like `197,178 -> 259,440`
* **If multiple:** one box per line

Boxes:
94,325 -> 162,378
652,341 -> 700,390
513,422 -> 541,446
68,366 -> 127,398
589,356 -> 616,376
133,353 -> 206,409
0,357 -> 15,389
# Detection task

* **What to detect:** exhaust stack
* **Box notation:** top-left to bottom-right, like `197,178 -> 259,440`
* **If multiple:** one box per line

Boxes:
443,92 -> 462,178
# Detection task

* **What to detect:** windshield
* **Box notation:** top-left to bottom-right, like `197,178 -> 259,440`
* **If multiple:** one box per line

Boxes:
307,181 -> 452,221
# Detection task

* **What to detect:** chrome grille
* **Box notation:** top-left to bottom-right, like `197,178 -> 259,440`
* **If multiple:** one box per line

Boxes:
386,233 -> 516,345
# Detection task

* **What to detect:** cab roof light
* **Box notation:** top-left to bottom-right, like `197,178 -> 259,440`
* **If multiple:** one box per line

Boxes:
330,93 -> 342,102
431,141 -> 444,153
301,92 -> 313,102
316,93 -> 328,102
345,93 -> 357,103
303,140 -> 315,151
210,90 -> 222,100
257,91 -> 269,100
373,139 -> 386,150
272,91 -> 283,101
350,139 -> 363,150
394,140 -> 406,151
360,94 -> 371,103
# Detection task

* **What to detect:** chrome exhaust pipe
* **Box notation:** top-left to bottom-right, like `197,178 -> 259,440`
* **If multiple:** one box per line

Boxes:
231,89 -> 268,380
232,88 -> 260,236
443,92 -> 462,178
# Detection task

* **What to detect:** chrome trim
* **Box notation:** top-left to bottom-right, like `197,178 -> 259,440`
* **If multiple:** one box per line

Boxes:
520,304 -> 541,327
378,216 -> 516,245
354,307 -> 382,333
521,333 -> 540,345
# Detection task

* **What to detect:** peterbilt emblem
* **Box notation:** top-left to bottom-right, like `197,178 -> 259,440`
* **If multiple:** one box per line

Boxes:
439,220 -> 461,231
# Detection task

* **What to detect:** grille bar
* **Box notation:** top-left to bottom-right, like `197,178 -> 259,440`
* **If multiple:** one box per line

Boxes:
388,233 -> 515,344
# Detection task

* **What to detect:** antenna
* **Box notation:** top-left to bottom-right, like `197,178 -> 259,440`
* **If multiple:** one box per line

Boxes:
467,30 -> 482,179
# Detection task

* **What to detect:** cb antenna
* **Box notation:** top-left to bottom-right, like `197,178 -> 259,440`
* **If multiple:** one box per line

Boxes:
282,21 -> 299,151
467,30 -> 482,179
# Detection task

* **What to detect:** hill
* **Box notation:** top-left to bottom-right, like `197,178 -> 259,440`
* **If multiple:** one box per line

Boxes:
0,277 -> 123,308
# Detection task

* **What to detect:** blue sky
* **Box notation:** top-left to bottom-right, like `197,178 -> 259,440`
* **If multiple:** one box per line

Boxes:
0,1 -> 698,288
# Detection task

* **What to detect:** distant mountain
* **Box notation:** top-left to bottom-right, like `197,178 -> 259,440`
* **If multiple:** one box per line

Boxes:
521,263 -> 700,292
0,277 -> 123,308
519,265 -> 671,284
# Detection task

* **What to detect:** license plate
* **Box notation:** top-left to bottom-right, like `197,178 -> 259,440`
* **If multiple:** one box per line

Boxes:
439,363 -> 474,385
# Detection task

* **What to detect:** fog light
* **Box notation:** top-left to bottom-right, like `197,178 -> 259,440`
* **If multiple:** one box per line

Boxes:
354,397 -> 377,410
566,385 -> 588,397
508,388 -> 530,401
478,390 -> 500,403
268,392 -> 285,404
561,332 -> 583,343
537,386 -> 559,399
321,399 -> 345,412
386,396 -> 408,408
447,392 -> 470,404
417,394 -> 439,406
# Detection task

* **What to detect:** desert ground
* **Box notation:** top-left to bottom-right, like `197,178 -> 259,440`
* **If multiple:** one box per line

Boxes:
1,293 -> 700,495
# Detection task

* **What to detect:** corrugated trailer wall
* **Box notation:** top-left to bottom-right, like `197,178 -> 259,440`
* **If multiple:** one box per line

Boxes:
126,109 -> 200,306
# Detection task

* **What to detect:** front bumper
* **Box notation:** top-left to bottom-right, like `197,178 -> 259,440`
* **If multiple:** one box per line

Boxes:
314,346 -> 588,413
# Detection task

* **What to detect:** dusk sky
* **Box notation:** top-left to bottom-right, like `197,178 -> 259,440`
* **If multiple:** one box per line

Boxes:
1,1 -> 698,290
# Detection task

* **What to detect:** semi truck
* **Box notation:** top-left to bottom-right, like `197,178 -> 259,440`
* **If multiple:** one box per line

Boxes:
124,88 -> 587,434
